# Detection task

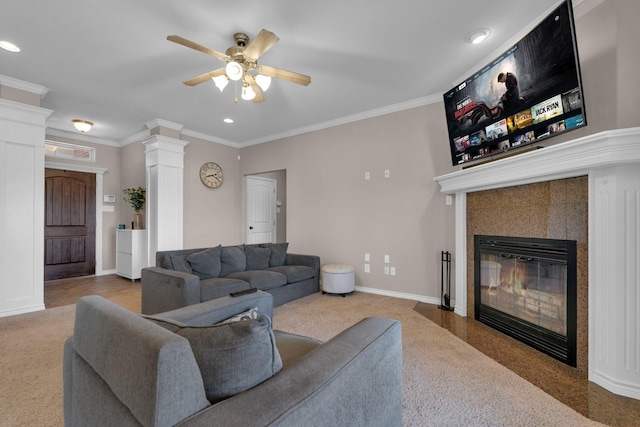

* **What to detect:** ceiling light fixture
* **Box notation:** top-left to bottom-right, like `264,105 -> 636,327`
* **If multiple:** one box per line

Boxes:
468,29 -> 491,45
255,74 -> 271,92
212,75 -> 229,92
0,40 -> 21,52
225,61 -> 244,81
241,84 -> 256,101
72,119 -> 93,133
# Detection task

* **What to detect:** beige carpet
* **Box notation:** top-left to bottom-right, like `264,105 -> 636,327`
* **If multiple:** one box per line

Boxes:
0,292 -> 603,426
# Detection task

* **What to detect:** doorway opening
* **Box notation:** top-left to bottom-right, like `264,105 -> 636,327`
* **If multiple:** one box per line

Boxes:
245,170 -> 286,244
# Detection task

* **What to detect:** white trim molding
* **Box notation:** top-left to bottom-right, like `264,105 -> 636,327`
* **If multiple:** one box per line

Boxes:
435,127 -> 640,400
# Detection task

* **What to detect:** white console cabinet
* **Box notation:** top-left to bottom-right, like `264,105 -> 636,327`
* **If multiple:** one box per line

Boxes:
116,229 -> 147,281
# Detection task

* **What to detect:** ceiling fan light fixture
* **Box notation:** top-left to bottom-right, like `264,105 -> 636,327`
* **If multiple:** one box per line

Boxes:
225,61 -> 243,81
72,119 -> 93,133
241,84 -> 256,101
212,75 -> 229,92
255,74 -> 271,92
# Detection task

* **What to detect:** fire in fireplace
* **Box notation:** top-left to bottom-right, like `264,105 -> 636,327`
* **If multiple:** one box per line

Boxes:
474,235 -> 577,366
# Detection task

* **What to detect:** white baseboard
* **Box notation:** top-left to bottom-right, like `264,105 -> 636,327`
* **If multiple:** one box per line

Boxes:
591,370 -> 640,400
98,269 -> 117,276
355,286 -> 454,307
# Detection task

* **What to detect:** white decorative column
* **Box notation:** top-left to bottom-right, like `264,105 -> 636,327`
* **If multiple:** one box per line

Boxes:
435,127 -> 640,399
0,96 -> 52,316
590,164 -> 640,398
143,133 -> 188,267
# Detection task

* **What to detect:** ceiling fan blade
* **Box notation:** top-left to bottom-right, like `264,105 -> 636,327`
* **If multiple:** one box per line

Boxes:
167,35 -> 230,62
245,75 -> 265,103
257,65 -> 311,86
183,68 -> 226,86
242,29 -> 279,61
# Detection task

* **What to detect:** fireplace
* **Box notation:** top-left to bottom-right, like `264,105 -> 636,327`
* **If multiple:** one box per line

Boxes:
435,128 -> 640,398
475,235 -> 577,366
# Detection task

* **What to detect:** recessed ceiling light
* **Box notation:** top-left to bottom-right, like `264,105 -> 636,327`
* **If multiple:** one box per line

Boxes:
468,29 -> 491,45
223,118 -> 234,124
0,40 -> 21,52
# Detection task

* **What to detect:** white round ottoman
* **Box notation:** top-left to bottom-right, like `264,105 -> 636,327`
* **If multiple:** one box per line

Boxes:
321,264 -> 355,296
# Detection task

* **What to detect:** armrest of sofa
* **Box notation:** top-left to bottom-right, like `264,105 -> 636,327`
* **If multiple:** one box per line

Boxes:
141,267 -> 201,314
284,253 -> 321,291
178,317 -> 402,427
151,291 -> 274,326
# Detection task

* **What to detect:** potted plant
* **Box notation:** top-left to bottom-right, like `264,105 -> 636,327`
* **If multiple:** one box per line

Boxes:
123,187 -> 146,229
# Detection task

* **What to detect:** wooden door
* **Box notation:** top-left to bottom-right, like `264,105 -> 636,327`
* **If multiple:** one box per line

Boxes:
246,176 -> 276,244
44,169 -> 96,280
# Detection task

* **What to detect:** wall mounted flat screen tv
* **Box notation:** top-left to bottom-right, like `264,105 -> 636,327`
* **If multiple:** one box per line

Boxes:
443,0 -> 586,166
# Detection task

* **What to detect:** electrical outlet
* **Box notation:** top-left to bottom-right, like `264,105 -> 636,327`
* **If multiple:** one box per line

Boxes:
384,255 -> 390,264
446,195 -> 453,205
384,169 -> 390,178
365,253 -> 370,262
384,266 -> 390,275
390,267 -> 396,276
364,171 -> 370,180
364,263 -> 370,273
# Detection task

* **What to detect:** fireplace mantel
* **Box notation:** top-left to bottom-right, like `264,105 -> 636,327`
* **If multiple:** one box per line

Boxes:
435,127 -> 640,399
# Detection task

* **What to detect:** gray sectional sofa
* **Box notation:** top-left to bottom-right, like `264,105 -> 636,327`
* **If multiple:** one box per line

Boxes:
63,292 -> 403,426
141,243 -> 320,315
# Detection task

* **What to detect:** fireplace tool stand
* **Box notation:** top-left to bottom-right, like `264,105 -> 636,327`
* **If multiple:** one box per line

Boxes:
439,251 -> 454,311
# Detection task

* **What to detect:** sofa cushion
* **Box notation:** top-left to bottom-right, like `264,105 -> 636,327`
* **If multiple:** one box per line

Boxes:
261,242 -> 289,267
220,246 -> 246,277
266,265 -> 315,284
186,246 -> 222,279
245,245 -> 272,270
200,278 -> 251,302
147,315 -> 282,403
225,270 -> 287,291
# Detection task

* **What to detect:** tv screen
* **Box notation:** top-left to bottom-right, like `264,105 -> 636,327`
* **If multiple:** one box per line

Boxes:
443,0 -> 586,166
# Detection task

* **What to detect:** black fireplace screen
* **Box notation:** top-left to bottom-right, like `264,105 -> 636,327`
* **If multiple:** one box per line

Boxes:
474,235 -> 577,366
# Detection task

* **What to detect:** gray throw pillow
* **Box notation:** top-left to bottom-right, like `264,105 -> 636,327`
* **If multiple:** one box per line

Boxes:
245,245 -> 272,270
266,242 -> 289,267
170,255 -> 193,274
220,246 -> 246,276
145,314 -> 282,403
186,246 -> 222,279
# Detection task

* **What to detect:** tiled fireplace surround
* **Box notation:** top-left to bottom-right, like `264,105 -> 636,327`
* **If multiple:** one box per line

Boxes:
435,128 -> 640,400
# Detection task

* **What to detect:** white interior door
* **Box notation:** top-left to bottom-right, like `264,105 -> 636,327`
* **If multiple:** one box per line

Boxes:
246,176 -> 276,244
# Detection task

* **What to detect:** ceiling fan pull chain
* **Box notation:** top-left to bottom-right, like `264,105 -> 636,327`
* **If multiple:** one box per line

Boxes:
234,80 -> 238,103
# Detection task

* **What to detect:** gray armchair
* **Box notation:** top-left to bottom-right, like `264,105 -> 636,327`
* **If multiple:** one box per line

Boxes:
63,291 -> 403,426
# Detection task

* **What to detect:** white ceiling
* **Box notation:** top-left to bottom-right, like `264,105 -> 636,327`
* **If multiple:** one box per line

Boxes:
1,0 -> 569,147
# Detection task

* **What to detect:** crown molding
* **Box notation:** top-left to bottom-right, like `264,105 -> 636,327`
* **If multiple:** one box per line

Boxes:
46,92 -> 444,149
45,127 -> 120,147
238,94 -> 442,147
180,128 -> 239,148
0,74 -> 49,98
145,118 -> 184,132
119,129 -> 151,147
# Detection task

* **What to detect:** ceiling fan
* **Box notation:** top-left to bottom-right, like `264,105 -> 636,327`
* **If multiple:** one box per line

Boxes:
167,29 -> 311,103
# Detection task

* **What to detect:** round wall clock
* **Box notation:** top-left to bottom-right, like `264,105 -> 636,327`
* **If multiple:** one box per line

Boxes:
199,162 -> 223,188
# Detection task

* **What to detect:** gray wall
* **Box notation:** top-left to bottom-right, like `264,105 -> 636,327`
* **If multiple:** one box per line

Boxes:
239,103 -> 455,298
